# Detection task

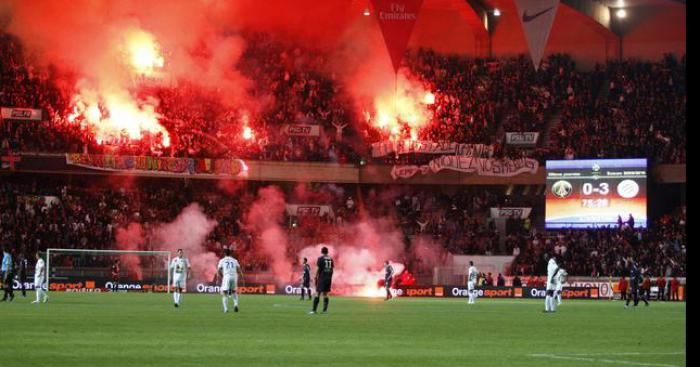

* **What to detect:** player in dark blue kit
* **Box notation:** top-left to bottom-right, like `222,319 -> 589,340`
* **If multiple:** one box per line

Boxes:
625,259 -> 649,308
300,258 -> 312,301
310,247 -> 333,314
384,261 -> 394,301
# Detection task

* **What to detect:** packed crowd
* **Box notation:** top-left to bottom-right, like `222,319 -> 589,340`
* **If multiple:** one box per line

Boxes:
549,54 -> 686,163
508,206 -> 686,278
0,175 -> 686,281
0,177 -> 542,276
0,30 -> 686,165
1,31 -> 361,163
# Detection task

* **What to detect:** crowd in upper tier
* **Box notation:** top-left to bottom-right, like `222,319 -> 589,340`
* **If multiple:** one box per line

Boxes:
0,31 -> 686,165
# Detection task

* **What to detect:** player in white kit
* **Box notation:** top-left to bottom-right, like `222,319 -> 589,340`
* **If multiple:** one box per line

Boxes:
170,249 -> 191,308
555,268 -> 567,305
217,248 -> 244,313
544,256 -> 560,313
32,252 -> 48,304
467,261 -> 478,304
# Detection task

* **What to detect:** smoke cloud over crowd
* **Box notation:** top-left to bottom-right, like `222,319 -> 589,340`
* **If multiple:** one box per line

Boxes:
114,203 -> 218,282
1,0 -> 450,295
243,186 -> 292,282
2,0 -> 432,149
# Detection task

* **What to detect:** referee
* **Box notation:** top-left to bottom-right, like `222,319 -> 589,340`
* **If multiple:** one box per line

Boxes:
384,261 -> 394,301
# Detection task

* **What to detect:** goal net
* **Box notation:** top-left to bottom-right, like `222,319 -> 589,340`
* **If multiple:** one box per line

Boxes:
46,249 -> 172,294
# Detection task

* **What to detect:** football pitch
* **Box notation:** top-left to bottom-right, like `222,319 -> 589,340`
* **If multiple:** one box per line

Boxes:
1,292 -> 685,367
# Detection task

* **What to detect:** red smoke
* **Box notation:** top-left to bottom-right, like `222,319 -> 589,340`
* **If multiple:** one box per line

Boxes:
243,186 -> 293,282
115,222 -> 145,280
114,203 -> 219,282
242,184 -> 449,296
153,203 -> 219,282
298,216 -> 415,297
2,0 -> 427,151
3,0 -> 251,148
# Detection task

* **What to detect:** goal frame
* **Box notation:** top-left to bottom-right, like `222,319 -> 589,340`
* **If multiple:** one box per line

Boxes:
46,248 -> 172,294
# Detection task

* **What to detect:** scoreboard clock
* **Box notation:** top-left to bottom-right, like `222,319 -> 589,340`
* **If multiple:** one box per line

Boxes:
545,159 -> 647,229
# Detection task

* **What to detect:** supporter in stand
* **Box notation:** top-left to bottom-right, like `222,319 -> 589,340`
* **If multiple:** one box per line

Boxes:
618,276 -> 629,301
1,31 -> 686,165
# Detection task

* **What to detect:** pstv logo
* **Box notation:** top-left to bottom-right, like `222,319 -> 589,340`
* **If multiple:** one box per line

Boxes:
11,109 -> 32,118
288,126 -> 311,134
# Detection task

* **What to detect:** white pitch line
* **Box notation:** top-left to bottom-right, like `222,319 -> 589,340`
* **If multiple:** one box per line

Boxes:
529,353 -> 680,367
567,352 -> 685,357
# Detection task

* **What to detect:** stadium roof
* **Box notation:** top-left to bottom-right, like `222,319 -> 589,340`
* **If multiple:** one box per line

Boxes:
402,0 -> 685,67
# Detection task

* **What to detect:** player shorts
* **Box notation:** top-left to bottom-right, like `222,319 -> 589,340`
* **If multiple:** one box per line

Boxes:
467,281 -> 475,291
2,271 -> 12,284
302,277 -> 310,288
385,277 -> 392,289
220,275 -> 238,292
173,274 -> 186,289
316,276 -> 332,293
34,276 -> 44,289
555,283 -> 563,292
546,281 -> 556,291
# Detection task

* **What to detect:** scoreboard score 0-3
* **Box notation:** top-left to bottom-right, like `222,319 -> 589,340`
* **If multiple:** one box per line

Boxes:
545,159 -> 647,229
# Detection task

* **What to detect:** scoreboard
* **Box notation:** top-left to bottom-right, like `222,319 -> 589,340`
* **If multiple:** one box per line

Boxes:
545,159 -> 647,229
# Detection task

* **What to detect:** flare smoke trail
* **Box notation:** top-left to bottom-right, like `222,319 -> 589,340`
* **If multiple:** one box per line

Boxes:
114,203 -> 218,282
243,186 -> 293,282
115,223 -> 145,281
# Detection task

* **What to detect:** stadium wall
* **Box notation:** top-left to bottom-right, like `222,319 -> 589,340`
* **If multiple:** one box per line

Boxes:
6,154 -> 687,185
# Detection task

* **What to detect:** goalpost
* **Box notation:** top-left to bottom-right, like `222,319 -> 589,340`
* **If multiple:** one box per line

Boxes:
46,249 -> 172,294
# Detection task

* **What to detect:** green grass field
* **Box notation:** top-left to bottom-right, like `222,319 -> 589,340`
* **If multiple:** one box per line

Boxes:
1,292 -> 685,367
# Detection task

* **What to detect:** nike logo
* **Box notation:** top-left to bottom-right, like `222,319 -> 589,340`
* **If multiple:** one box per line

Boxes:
522,6 -> 554,23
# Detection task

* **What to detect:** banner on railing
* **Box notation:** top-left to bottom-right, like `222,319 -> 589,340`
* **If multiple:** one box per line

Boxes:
285,204 -> 335,218
391,156 -> 539,179
282,124 -> 321,137
1,107 -> 43,121
65,154 -> 247,177
505,132 -> 539,146
490,207 -> 532,219
372,140 -> 494,158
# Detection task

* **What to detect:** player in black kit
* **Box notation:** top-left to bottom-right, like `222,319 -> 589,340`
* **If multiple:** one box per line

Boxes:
18,252 -> 28,297
310,247 -> 333,314
300,258 -> 312,300
384,261 -> 394,301
625,259 -> 649,308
